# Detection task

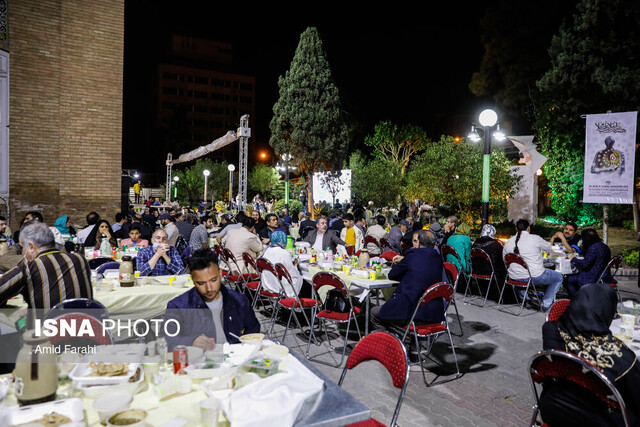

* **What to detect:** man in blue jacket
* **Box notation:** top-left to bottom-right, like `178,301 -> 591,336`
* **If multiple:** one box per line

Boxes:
163,248 -> 260,351
371,229 -> 446,330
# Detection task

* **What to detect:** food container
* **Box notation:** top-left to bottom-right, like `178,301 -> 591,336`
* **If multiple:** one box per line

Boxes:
239,333 -> 265,349
241,357 -> 280,378
93,391 -> 133,423
262,344 -> 289,360
172,278 -> 187,288
107,409 -> 148,427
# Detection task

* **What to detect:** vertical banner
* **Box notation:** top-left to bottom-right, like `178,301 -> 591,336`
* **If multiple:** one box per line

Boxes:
583,111 -> 637,204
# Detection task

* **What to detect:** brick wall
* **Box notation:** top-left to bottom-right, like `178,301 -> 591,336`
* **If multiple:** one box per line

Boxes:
7,0 -> 124,230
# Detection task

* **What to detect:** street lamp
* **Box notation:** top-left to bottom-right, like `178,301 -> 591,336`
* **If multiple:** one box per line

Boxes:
468,108 -> 502,226
203,169 -> 210,205
228,164 -> 235,207
173,176 -> 179,199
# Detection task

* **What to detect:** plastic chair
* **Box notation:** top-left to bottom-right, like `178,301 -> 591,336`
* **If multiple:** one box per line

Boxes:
269,263 -> 320,342
442,261 -> 463,336
181,245 -> 192,259
213,244 -> 229,276
364,235 -> 382,253
222,248 -> 253,293
88,257 -> 113,270
45,298 -> 113,346
306,271 -> 362,367
440,244 -> 467,283
545,299 -> 570,322
466,248 -> 500,306
380,250 -> 398,263
339,331 -> 410,427
242,252 -> 262,305
597,255 -> 622,300
96,261 -> 121,276
528,349 -> 631,427
497,253 -> 543,315
393,282 -> 462,386
254,257 -> 284,324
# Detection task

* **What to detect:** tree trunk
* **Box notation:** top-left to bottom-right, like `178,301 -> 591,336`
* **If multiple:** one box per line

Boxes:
308,171 -> 314,219
603,204 -> 609,244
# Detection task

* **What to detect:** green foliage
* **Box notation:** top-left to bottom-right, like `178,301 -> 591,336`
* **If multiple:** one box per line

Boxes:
349,151 -> 404,207
174,159 -> 231,205
623,220 -> 636,231
364,121 -> 429,175
533,0 -> 640,220
622,248 -> 639,268
269,27 -> 350,177
248,164 -> 280,199
404,135 -> 519,225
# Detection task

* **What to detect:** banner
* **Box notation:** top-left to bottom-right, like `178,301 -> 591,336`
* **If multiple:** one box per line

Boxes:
583,111 -> 637,204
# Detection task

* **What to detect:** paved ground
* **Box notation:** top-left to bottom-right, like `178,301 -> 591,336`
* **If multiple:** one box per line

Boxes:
258,277 -> 640,427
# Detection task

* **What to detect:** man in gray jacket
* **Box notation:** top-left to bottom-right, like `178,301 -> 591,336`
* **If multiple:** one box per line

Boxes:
303,216 -> 346,253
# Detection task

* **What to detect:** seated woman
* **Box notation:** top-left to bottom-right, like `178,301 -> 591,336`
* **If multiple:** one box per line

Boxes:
540,284 -> 640,426
445,222 -> 472,277
119,223 -> 149,249
84,219 -> 117,250
471,224 -> 506,289
259,230 -> 302,297
566,229 -> 615,296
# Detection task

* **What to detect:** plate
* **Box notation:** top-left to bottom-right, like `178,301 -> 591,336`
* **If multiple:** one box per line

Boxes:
69,362 -> 139,386
0,398 -> 84,426
76,366 -> 145,397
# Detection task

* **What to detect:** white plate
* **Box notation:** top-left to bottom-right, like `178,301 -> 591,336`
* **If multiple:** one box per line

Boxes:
69,362 -> 139,386
0,398 -> 84,426
76,366 -> 145,397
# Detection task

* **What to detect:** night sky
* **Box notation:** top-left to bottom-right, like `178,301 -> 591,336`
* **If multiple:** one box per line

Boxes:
123,2 -> 496,183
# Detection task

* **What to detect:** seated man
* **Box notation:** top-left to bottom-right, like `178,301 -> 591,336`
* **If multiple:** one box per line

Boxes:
0,221 -> 92,309
371,230 -> 445,329
303,216 -> 346,253
365,215 -> 388,256
163,248 -> 260,351
136,229 -> 184,276
549,222 -> 581,253
503,219 -> 563,311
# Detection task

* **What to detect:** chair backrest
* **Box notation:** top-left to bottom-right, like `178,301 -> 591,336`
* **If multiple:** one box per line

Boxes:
301,225 -> 316,239
364,235 -> 380,248
242,252 -> 258,274
223,247 -> 242,274
346,245 -> 355,256
256,257 -> 277,277
503,253 -> 532,279
418,282 -> 454,307
339,331 -> 409,427
181,246 -> 193,259
380,237 -> 389,249
443,261 -> 459,287
88,257 -> 113,270
470,247 -> 494,272
528,349 -> 630,426
46,312 -> 113,346
175,235 -> 188,255
597,255 -> 622,284
312,271 -> 347,295
275,262 -> 298,297
546,299 -> 570,322
380,250 -> 398,262
96,261 -> 121,274
441,244 -> 461,262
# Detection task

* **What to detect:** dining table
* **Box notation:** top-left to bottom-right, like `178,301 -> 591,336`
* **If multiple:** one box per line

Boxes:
299,262 -> 398,335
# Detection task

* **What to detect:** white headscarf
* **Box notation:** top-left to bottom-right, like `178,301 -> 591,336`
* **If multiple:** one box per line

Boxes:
480,224 -> 496,238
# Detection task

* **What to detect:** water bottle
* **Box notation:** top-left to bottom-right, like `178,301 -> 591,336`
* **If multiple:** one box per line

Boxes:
100,234 -> 111,257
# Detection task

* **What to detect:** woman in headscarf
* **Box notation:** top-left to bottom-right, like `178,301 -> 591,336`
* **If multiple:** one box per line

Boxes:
259,230 -> 302,297
54,216 -> 75,235
470,224 -> 506,300
540,284 -> 640,426
84,219 -> 117,250
566,228 -> 615,297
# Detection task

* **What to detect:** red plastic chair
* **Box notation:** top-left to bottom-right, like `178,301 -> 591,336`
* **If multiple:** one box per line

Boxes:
254,258 -> 284,324
443,261 -> 463,336
597,255 -> 622,301
213,244 -> 229,276
306,271 -> 362,367
466,248 -> 500,306
364,235 -> 382,254
441,244 -> 468,283
498,253 -> 543,315
393,282 -> 462,386
269,263 -> 321,342
242,252 -> 263,307
223,248 -> 256,293
346,245 -> 356,256
528,349 -> 631,427
380,250 -> 398,263
545,299 -> 570,322
339,331 -> 410,427
45,298 -> 113,347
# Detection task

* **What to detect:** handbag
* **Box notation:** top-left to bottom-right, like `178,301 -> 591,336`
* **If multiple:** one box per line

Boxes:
324,288 -> 350,313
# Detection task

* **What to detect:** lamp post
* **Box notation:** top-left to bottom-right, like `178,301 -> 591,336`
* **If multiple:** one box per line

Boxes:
228,164 -> 235,207
203,169 -> 210,206
468,108 -> 505,226
173,176 -> 179,199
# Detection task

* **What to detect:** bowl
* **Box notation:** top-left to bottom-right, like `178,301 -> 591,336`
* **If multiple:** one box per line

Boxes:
262,344 -> 289,360
106,409 -> 147,427
98,281 -> 114,292
172,279 -> 187,288
93,391 -> 133,423
239,333 -> 265,349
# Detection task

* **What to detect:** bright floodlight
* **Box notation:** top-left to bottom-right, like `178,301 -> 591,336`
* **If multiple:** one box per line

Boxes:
203,169 -> 210,177
173,176 -> 179,182
281,153 -> 292,162
228,164 -> 235,172
537,169 -> 543,176
494,125 -> 506,141
478,109 -> 498,127
467,126 -> 481,142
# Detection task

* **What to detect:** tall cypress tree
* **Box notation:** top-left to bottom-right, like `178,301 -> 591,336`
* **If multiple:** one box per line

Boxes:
269,27 -> 350,213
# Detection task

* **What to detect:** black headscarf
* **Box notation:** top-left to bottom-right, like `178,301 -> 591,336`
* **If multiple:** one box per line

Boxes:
556,283 -> 636,381
84,219 -> 115,248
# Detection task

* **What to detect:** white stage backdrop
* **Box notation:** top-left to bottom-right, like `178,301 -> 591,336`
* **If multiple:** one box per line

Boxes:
312,170 -> 351,204
583,111 -> 637,204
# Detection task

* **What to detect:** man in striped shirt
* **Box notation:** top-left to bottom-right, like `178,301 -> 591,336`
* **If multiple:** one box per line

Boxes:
0,221 -> 92,310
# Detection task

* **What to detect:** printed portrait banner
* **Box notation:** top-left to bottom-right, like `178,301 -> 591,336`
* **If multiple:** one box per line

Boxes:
583,111 -> 637,204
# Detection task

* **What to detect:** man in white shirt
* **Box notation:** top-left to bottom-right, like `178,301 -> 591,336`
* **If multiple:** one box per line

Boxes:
159,213 -> 179,247
76,211 -> 100,244
222,216 -> 263,274
365,215 -> 388,255
503,219 -> 563,310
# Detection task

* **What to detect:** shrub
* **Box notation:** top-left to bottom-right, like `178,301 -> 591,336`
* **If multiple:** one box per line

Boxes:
622,249 -> 639,268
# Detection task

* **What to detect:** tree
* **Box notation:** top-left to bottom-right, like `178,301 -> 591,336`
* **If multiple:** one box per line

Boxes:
174,159 -> 231,206
533,0 -> 640,221
349,151 -> 404,207
363,121 -> 429,175
269,27 -> 351,215
317,170 -> 345,205
248,164 -> 280,199
404,135 -> 519,225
